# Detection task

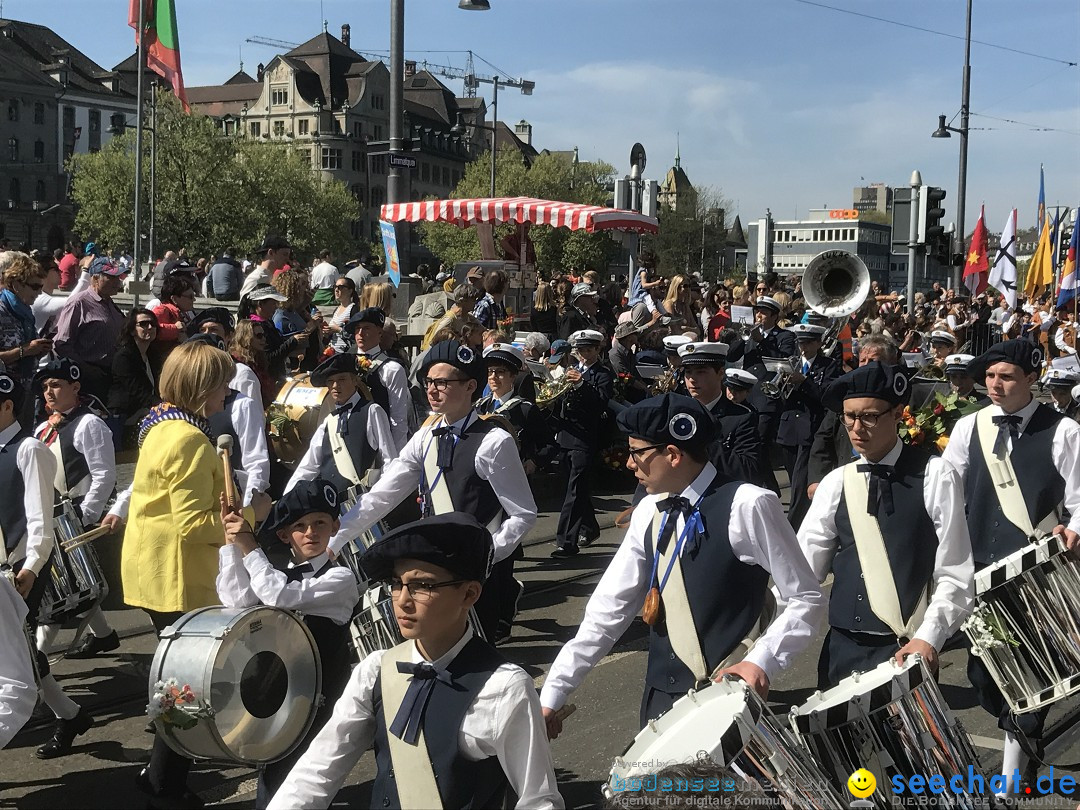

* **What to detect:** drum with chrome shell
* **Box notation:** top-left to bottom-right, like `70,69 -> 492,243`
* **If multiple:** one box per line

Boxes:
606,678 -> 843,808
149,606 -> 321,765
37,499 -> 108,625
791,655 -> 984,809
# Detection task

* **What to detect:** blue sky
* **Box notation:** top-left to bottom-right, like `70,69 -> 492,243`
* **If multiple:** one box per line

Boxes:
12,0 -> 1079,234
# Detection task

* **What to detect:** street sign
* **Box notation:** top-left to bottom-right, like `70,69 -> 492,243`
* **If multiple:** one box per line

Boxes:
389,154 -> 417,169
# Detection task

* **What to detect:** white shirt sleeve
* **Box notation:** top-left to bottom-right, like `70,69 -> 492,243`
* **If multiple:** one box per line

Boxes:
796,467 -> 845,584
1055,329 -> 1078,355
285,420 -> 328,495
232,395 -> 269,504
727,485 -> 827,680
0,577 -> 34,750
72,415 -> 117,525
215,545 -> 262,609
1053,418 -> 1080,536
15,438 -> 56,576
380,362 -> 411,450
940,412 -> 976,482
366,402 -> 398,465
230,365 -> 264,412
108,482 -> 133,522
477,430 -> 537,563
241,550 -> 359,626
32,292 -> 67,332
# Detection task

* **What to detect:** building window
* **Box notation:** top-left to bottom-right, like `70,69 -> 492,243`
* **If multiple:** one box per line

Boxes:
296,148 -> 311,164
452,170 -> 461,185
271,86 -> 288,106
34,102 -> 45,125
7,99 -> 17,122
421,162 -> 430,182
8,178 -> 19,204
352,184 -> 364,204
298,119 -> 309,136
321,147 -> 342,170
273,120 -> 285,137
35,180 -> 46,202
352,121 -> 362,139
250,121 -> 262,138
441,166 -> 450,186
33,140 -> 44,164
371,155 -> 386,175
373,124 -> 383,140
63,106 -> 75,129
7,138 -> 17,162
89,110 -> 101,152
371,94 -> 385,111
371,186 -> 384,208
352,150 -> 363,172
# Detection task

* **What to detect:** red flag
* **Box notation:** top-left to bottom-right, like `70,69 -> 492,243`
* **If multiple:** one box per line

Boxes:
128,0 -> 189,112
962,204 -> 989,295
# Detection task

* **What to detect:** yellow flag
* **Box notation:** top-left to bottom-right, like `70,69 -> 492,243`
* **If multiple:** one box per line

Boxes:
1024,216 -> 1054,298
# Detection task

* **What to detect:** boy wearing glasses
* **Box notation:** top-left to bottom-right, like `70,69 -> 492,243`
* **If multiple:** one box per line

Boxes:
330,339 -> 536,641
219,478 -> 360,809
796,362 -> 973,689
268,513 -> 562,810
541,393 -> 824,732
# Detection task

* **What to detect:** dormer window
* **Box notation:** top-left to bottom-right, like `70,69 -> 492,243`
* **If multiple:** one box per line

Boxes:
271,86 -> 288,106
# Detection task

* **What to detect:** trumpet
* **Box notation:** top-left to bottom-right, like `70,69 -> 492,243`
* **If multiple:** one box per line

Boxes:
759,357 -> 799,400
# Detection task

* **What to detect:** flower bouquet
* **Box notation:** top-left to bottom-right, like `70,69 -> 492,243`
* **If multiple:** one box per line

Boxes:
613,372 -> 634,403
497,310 -> 515,332
899,390 -> 982,452
148,678 -> 214,731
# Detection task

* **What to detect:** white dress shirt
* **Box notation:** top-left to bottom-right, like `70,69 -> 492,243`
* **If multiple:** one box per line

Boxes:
0,576 -> 35,749
34,409 -> 116,526
797,438 -> 974,650
941,396 -> 1080,536
0,422 -> 56,576
1054,327 -> 1077,356
266,626 -> 564,810
228,392 -> 270,504
330,411 -> 537,562
365,347 -> 411,450
539,463 -> 826,712
310,261 -> 339,290
32,291 -> 66,332
285,394 -> 396,494
216,546 -> 358,626
231,364 -> 264,413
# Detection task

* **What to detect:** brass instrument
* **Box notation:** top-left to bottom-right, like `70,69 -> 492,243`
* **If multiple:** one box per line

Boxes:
535,375 -> 578,409
759,357 -> 800,400
649,368 -> 679,396
802,249 -> 871,357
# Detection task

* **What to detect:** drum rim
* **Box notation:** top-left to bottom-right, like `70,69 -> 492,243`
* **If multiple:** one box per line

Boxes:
791,656 -> 927,732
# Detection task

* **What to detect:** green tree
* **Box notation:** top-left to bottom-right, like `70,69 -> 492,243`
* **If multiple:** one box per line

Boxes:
417,149 -> 620,274
859,209 -> 891,225
643,186 -> 731,281
68,90 -> 361,259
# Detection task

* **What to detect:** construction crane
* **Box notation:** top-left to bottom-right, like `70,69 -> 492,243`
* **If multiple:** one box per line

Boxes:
418,51 -> 534,98
245,36 -> 301,51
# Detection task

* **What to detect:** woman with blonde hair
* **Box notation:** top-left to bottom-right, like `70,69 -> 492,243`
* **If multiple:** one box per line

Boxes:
662,274 -> 700,336
122,340 -> 271,806
530,280 -> 558,341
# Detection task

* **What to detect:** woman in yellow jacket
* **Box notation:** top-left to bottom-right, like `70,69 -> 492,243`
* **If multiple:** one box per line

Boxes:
123,340 -> 270,808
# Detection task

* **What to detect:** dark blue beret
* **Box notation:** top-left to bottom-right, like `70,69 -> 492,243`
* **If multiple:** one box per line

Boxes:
34,357 -> 82,387
0,369 -> 22,403
615,393 -> 715,447
186,307 -> 234,337
264,479 -> 341,535
822,361 -> 910,413
360,512 -> 494,583
346,307 -> 386,331
310,353 -> 360,387
969,339 -> 1043,378
184,332 -> 227,352
419,339 -> 485,384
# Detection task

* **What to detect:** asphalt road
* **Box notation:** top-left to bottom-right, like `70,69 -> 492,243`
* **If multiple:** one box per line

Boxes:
4,468 -> 1080,809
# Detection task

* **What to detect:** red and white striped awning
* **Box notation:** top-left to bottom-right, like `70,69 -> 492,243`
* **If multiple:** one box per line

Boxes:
380,196 -> 658,234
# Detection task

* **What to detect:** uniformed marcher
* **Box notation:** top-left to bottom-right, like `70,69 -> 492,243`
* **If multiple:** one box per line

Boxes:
477,342 -> 558,474
0,370 -> 93,758
678,341 -> 764,486
945,353 -> 990,405
551,329 -> 614,558
285,352 -> 396,500
777,323 -> 842,528
540,394 -> 826,731
266,513 -> 563,810
32,358 -> 119,659
797,362 -> 974,688
928,330 -> 957,368
659,335 -> 691,395
941,339 -> 1080,795
724,368 -> 757,407
329,340 -> 536,641
348,307 -> 411,450
1044,368 -> 1080,418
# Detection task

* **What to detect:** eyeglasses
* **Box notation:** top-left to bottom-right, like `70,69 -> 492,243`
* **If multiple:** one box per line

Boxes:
755,287 -> 767,293
840,410 -> 891,428
421,376 -> 468,392
135,321 -> 157,329
334,284 -> 350,290
487,367 -> 512,377
389,577 -> 466,602
628,442 -> 668,464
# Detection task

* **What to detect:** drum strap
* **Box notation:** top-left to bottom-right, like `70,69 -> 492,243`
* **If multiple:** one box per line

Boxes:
47,439 -> 71,499
842,463 -> 928,640
421,422 -> 456,516
651,509 -> 709,684
975,407 -> 1060,539
380,642 -> 444,810
327,413 -> 364,488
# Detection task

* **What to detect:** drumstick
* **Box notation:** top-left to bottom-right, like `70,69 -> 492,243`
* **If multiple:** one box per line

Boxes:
217,435 -> 238,511
61,526 -> 111,552
552,703 -> 576,723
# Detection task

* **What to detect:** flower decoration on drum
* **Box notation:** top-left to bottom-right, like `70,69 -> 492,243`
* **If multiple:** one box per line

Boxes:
899,392 -> 982,453
148,678 -> 214,731
963,604 -> 1019,654
668,412 -> 698,441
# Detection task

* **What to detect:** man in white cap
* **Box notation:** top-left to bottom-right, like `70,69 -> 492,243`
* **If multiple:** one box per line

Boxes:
725,368 -> 757,407
660,334 -> 692,395
928,330 -> 957,369
1044,368 -> 1080,419
944,353 -> 989,405
551,329 -> 613,558
557,283 -> 600,341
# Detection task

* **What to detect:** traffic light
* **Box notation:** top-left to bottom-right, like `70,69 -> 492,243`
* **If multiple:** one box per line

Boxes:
917,186 -> 947,246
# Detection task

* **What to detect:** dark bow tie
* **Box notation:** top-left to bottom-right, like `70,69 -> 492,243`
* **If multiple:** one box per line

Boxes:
991,414 -> 1022,455
333,404 -> 352,436
655,495 -> 693,554
285,562 -> 314,583
856,463 -> 895,516
389,661 -> 454,745
432,425 -> 457,469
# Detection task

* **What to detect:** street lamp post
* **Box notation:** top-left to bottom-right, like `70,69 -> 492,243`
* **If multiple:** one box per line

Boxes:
387,0 -> 405,205
489,76 -> 498,197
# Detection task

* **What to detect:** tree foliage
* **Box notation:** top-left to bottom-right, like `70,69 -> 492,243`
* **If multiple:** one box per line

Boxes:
642,186 -> 731,281
417,149 -> 620,273
68,90 -> 361,259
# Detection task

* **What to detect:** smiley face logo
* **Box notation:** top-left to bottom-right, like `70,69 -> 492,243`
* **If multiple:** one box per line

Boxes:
847,768 -> 876,799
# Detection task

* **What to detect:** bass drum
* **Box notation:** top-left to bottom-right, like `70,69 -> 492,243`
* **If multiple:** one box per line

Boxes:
149,606 -> 321,765
269,374 -> 332,465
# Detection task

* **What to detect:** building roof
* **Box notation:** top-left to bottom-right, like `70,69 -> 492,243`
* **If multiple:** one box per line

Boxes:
726,215 -> 747,249
284,31 -> 370,109
0,18 -> 133,101
494,121 -> 538,166
224,69 -> 257,86
186,81 -> 262,106
403,70 -> 458,126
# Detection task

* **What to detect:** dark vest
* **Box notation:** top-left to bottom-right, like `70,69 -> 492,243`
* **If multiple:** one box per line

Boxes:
0,428 -> 30,553
36,406 -> 94,500
830,444 -> 939,636
366,353 -> 404,415
317,400 -> 379,495
965,404 -> 1066,566
371,635 -> 509,809
643,477 -> 769,693
208,393 -> 245,472
424,417 -> 503,526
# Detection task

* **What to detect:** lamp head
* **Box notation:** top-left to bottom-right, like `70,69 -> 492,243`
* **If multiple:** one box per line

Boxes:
458,0 -> 491,9
932,114 -> 951,138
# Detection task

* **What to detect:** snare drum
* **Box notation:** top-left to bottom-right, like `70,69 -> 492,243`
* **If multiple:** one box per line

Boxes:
268,375 -> 332,464
791,656 -> 985,809
962,533 -> 1080,714
37,501 -> 108,625
149,606 -> 322,765
607,679 -> 844,808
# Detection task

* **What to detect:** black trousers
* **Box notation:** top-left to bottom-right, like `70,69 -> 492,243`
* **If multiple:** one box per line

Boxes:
756,412 -> 781,495
966,643 -> 1047,739
817,627 -> 900,690
472,556 -> 518,641
145,610 -> 193,797
781,443 -> 813,530
556,448 -> 598,550
16,552 -> 54,677
640,685 -> 682,729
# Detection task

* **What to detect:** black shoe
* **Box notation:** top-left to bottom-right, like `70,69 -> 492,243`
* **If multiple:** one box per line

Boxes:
135,768 -> 205,810
66,630 -> 120,659
35,707 -> 93,759
578,529 -> 600,548
550,545 -> 579,559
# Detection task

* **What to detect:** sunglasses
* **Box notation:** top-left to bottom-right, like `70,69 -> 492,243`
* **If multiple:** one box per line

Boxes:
135,321 -> 157,328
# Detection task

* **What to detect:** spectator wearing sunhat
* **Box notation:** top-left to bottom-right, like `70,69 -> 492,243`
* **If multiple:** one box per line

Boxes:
944,353 -> 989,406
941,339 -> 1080,785
797,361 -> 973,689
609,322 -> 648,404
551,329 -> 615,558
777,323 -> 842,529
239,284 -> 297,384
330,340 -> 536,641
541,393 -> 826,727
678,341 -> 764,486
1044,368 -> 1080,418
557,282 -> 600,341
348,306 -> 412,451
240,235 -> 292,299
